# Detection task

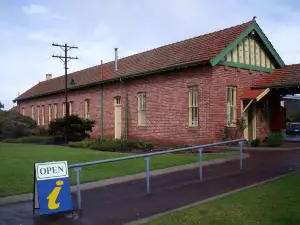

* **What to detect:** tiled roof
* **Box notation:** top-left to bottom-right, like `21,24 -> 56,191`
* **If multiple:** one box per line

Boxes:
15,20 -> 254,101
240,87 -> 266,100
252,64 -> 300,88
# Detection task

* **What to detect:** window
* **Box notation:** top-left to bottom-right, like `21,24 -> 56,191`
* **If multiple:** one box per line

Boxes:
69,102 -> 73,115
62,102 -> 66,117
189,87 -> 198,127
31,106 -> 34,119
41,105 -> 45,125
54,104 -> 58,119
137,93 -> 146,126
22,108 -> 25,116
48,105 -> 52,122
226,86 -> 237,126
115,97 -> 121,105
37,106 -> 40,125
85,100 -> 90,119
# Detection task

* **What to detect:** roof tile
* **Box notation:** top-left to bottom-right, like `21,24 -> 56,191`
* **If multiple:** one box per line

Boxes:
252,64 -> 300,88
16,20 -> 253,101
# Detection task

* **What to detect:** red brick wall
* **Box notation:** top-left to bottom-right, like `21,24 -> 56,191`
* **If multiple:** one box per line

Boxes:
211,66 -> 269,141
19,87 -> 101,136
119,66 -> 213,145
18,65 -> 271,145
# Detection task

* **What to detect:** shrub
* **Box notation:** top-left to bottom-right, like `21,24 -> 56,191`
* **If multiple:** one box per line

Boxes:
90,138 -> 154,152
91,140 -> 120,151
266,133 -> 284,147
2,136 -> 54,144
250,138 -> 260,147
69,139 -> 95,149
69,141 -> 86,148
48,115 -> 96,142
0,110 -> 37,140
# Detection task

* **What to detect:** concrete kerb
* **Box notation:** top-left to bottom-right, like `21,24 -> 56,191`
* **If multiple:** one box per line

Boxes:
0,154 -> 249,206
213,145 -> 300,151
126,171 -> 298,225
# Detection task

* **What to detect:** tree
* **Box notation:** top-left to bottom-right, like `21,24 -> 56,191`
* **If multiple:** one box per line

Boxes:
48,115 -> 96,142
0,101 -> 4,110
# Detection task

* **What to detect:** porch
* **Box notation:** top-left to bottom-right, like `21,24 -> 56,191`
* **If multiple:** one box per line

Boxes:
244,63 -> 300,143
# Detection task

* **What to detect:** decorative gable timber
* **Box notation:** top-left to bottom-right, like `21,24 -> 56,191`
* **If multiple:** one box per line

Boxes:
219,36 -> 275,72
209,21 -> 285,71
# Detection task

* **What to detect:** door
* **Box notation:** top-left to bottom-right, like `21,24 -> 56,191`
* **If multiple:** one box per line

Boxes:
246,104 -> 256,141
248,107 -> 253,141
114,97 -> 121,139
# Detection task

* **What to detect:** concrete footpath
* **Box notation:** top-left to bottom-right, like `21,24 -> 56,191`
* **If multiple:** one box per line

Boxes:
0,150 -> 300,225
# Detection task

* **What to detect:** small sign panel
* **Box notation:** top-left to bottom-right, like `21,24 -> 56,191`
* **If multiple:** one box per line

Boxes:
34,161 -> 73,215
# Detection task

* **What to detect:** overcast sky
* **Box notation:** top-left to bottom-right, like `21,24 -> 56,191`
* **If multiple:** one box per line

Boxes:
1,0 -> 300,109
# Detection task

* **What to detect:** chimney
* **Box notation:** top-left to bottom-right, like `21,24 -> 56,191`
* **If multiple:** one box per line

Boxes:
46,74 -> 52,80
114,48 -> 118,72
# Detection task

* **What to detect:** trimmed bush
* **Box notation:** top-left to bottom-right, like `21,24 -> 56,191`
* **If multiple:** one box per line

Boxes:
69,141 -> 86,148
2,136 -> 54,144
250,138 -> 260,147
0,110 -> 37,140
266,133 -> 284,147
69,139 -> 95,149
91,141 -> 120,151
89,138 -> 154,152
48,115 -> 96,142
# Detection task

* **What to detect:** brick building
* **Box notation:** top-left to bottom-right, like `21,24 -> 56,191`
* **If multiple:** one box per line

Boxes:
14,19 -> 291,145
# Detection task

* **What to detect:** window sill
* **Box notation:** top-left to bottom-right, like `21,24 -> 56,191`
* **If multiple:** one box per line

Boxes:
226,124 -> 236,128
137,124 -> 146,127
188,126 -> 199,130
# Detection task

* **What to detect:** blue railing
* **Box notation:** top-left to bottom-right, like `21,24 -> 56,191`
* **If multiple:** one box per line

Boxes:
68,139 -> 245,210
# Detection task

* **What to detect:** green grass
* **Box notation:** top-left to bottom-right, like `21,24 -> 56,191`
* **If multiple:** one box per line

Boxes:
0,143 -> 237,197
145,172 -> 300,225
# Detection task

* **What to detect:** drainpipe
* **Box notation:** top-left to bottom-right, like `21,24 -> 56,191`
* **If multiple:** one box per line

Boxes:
100,85 -> 104,137
119,77 -> 128,140
114,48 -> 118,72
100,60 -> 104,137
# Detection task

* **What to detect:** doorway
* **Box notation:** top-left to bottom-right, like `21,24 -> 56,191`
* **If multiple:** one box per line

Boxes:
246,104 -> 256,141
114,97 -> 122,139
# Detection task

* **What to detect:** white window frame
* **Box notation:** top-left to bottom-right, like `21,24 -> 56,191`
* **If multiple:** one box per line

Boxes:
226,86 -> 237,126
22,108 -> 25,116
62,102 -> 66,117
189,87 -> 198,127
85,100 -> 90,119
54,104 -> 58,119
48,104 -> 52,122
37,106 -> 40,125
69,101 -> 73,115
137,93 -> 146,126
41,105 -> 45,125
31,106 -> 34,119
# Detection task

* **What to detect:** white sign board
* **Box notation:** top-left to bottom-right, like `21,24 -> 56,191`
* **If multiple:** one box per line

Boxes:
35,161 -> 69,181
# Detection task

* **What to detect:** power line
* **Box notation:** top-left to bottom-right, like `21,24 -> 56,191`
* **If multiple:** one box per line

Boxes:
52,43 -> 78,144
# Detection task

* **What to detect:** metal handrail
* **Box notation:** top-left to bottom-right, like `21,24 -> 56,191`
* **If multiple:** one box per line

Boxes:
69,138 -> 245,210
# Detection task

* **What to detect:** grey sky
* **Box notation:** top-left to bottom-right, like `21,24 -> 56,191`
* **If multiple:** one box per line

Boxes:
1,0 -> 300,109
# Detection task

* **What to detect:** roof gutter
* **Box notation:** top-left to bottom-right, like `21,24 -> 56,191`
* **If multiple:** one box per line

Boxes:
13,60 -> 208,102
251,83 -> 300,90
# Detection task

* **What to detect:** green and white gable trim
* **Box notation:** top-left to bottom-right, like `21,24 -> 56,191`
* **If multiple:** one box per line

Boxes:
210,21 -> 285,72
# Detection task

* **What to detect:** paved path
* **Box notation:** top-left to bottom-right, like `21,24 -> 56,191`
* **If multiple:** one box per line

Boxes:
1,150 -> 300,225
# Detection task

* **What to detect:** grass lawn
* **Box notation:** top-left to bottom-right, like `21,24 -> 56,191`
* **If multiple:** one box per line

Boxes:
0,143 -> 237,197
145,172 -> 300,225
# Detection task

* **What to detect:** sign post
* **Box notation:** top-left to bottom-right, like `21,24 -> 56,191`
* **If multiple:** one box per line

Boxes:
33,161 -> 73,216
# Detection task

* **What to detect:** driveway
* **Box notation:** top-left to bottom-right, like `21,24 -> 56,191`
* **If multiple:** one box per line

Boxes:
0,150 -> 300,225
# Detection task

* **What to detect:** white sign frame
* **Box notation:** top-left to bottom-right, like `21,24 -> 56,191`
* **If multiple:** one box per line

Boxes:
35,161 -> 69,181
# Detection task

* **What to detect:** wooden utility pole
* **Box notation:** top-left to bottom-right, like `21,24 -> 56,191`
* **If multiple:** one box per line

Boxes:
52,43 -> 78,144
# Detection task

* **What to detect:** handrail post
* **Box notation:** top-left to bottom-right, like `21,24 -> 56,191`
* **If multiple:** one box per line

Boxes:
73,167 -> 82,210
239,141 -> 243,170
198,148 -> 204,180
145,156 -> 150,194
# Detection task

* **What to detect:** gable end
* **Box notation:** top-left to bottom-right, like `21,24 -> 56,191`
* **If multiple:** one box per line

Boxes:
209,22 -> 285,70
